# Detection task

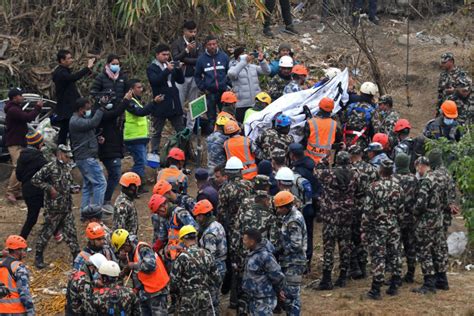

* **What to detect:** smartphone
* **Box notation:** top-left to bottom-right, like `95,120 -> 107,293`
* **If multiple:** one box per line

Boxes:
250,50 -> 259,58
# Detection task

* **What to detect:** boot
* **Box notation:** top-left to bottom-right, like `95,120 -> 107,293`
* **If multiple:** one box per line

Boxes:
386,276 -> 401,296
412,275 -> 436,294
283,24 -> 299,35
35,251 -> 47,269
434,272 -> 449,290
349,260 -> 363,279
359,262 -> 367,279
315,270 -> 333,291
403,266 -> 415,283
334,270 -> 347,288
367,281 -> 382,300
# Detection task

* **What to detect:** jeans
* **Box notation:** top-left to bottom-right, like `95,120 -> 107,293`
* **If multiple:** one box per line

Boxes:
76,158 -> 107,210
150,115 -> 185,153
126,142 -> 148,179
101,158 -> 122,203
205,93 -> 224,134
354,0 -> 378,20
264,0 -> 293,27
177,76 -> 200,130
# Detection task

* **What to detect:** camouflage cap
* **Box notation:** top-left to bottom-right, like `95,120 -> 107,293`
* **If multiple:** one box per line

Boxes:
254,174 -> 270,188
364,142 -> 383,152
380,159 -> 394,169
440,52 -> 454,62
394,153 -> 409,170
271,148 -> 287,160
427,148 -> 443,169
57,144 -> 73,157
348,144 -> 363,155
414,156 -> 430,166
255,190 -> 270,197
378,94 -> 393,106
335,151 -> 351,166
455,75 -> 472,89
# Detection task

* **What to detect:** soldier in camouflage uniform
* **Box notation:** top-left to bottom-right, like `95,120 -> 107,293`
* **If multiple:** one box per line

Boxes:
241,229 -> 285,316
207,116 -> 230,172
371,95 -> 399,136
113,172 -> 142,236
31,144 -> 80,269
437,52 -> 471,106
274,191 -> 307,316
316,151 -> 358,290
170,226 -> 221,315
348,145 -> 378,279
393,153 -> 418,283
254,114 -> 294,161
193,199 -> 227,314
265,56 -> 293,101
153,179 -> 196,214
362,159 -> 403,299
448,77 -> 474,126
73,223 -> 116,271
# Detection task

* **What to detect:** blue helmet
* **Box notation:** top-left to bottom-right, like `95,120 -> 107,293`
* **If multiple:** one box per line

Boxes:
275,114 -> 291,128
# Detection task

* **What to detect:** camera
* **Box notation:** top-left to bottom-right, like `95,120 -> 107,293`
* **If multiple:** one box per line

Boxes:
250,50 -> 260,58
172,61 -> 181,68
91,89 -> 116,101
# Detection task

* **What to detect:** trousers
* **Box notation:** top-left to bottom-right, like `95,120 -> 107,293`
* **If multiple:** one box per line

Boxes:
36,211 -> 80,256
150,115 -> 185,153
264,0 -> 293,27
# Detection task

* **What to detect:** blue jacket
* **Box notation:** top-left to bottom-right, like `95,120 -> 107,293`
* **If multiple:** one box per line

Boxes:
194,49 -> 230,93
146,61 -> 184,118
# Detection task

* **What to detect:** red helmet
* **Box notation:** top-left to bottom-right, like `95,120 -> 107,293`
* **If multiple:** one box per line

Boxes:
393,119 -> 411,132
373,133 -> 389,150
167,148 -> 185,161
153,180 -> 173,195
193,199 -> 214,216
148,194 -> 167,214
86,222 -> 106,240
5,235 -> 27,250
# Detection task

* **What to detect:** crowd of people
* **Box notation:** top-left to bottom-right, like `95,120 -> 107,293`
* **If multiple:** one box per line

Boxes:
0,13 -> 473,316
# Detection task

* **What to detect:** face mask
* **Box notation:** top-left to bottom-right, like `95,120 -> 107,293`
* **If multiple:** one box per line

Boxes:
109,64 -> 120,73
105,103 -> 113,110
443,118 -> 454,125
415,172 -> 422,180
239,54 -> 248,62
84,110 -> 92,118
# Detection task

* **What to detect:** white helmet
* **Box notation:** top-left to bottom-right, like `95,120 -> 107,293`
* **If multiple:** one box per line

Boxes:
98,260 -> 121,277
279,56 -> 294,68
225,156 -> 244,170
275,167 -> 295,181
88,253 -> 107,270
360,82 -> 379,96
324,67 -> 341,80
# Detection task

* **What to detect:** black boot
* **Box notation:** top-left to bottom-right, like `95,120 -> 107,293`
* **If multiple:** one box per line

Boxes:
403,265 -> 415,283
349,260 -> 362,279
359,262 -> 367,279
334,270 -> 347,288
367,281 -> 382,300
315,270 -> 333,291
35,251 -> 47,269
412,275 -> 436,294
386,276 -> 401,296
434,272 -> 449,290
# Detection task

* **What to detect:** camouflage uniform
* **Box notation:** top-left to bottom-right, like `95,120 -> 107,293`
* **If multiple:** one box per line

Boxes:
0,257 -> 34,315
343,101 -> 376,148
362,175 -> 403,284
31,159 -> 80,258
175,193 -> 196,213
447,78 -> 474,126
283,80 -> 303,94
267,75 -> 291,101
218,176 -> 253,234
423,116 -> 461,142
242,240 -> 285,316
437,66 -> 468,105
72,245 -> 116,271
255,128 -> 294,161
276,207 -> 307,316
113,192 -> 138,236
65,262 -> 96,315
371,109 -> 400,135
170,244 -> 220,315
206,131 -> 229,172
91,282 -> 140,316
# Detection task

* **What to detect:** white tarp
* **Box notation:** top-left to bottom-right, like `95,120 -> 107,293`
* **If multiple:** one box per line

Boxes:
244,68 -> 349,142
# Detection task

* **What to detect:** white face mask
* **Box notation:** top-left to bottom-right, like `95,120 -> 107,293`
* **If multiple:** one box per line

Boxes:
239,54 -> 248,62
84,110 -> 92,118
105,103 -> 113,110
443,118 -> 454,125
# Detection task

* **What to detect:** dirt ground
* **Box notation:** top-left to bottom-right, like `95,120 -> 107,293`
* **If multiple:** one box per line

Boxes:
1,9 -> 474,316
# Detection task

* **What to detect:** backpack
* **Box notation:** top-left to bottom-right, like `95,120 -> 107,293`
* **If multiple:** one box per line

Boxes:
345,102 -> 375,131
159,128 -> 193,164
292,173 -> 313,207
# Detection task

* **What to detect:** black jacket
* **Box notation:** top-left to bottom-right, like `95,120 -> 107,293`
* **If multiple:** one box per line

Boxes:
292,156 -> 323,198
146,62 -> 185,118
90,71 -> 128,105
16,147 -> 48,198
97,101 -> 128,160
171,37 -> 203,77
52,65 -> 91,120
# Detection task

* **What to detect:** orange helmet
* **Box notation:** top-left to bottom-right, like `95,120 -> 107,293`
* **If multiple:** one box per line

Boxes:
274,191 -> 295,207
153,180 -> 173,195
193,199 -> 213,216
221,91 -> 238,104
86,222 -> 106,240
291,64 -> 309,76
393,119 -> 411,132
319,97 -> 334,112
440,100 -> 458,119
119,172 -> 141,187
168,147 -> 185,161
373,133 -> 389,150
5,235 -> 27,250
148,194 -> 167,214
223,120 -> 241,135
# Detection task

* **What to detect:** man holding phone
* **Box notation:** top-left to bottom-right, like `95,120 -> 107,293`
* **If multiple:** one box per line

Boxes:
171,20 -> 203,130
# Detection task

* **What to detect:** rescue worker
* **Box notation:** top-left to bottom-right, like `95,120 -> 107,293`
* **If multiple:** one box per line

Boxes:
392,119 -> 418,172
207,116 -> 230,172
371,95 -> 399,135
31,144 -> 81,269
81,205 -> 113,244
93,260 -> 140,316
73,222 -> 116,271
267,56 -> 293,101
274,167 -> 302,209
372,133 -> 390,153
223,121 -> 258,180
0,235 -> 34,315
424,100 -> 462,142
157,147 -> 188,194
193,199 -> 227,313
152,179 -> 195,214
195,168 -> 219,210
437,52 -> 470,106
243,92 -> 272,123
448,77 -> 473,126
365,142 -> 389,168
217,91 -> 238,123
113,172 -> 141,236
170,225 -> 221,315
255,113 -> 294,161
274,191 -> 307,315
303,97 -> 341,164
283,64 -> 309,94
241,229 -> 285,315
111,229 -> 169,315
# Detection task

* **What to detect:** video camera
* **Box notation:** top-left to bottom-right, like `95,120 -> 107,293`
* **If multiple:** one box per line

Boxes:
91,89 -> 116,102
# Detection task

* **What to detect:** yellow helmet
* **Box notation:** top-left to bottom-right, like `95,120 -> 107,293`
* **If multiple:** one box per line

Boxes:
255,92 -> 272,105
111,229 -> 129,251
216,115 -> 230,126
179,225 -> 198,240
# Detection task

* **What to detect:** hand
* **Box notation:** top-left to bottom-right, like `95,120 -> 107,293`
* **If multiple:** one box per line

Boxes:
166,62 -> 174,71
154,95 -> 165,103
361,233 -> 366,244
36,100 -> 44,109
87,57 -> 96,69
450,204 -> 460,215
50,187 -> 58,199
186,42 -> 196,51
97,136 -> 105,144
127,262 -> 138,270
246,54 -> 254,63
258,51 -> 265,62
124,90 -> 133,100
278,291 -> 286,301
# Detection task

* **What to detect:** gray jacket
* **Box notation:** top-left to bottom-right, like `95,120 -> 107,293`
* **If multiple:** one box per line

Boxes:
228,59 -> 270,108
69,109 -> 104,160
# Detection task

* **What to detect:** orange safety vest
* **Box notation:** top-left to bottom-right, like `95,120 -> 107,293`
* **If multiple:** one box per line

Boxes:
157,167 -> 186,190
165,213 -> 182,261
133,242 -> 170,294
305,117 -> 337,163
224,136 -> 258,180
0,258 -> 27,314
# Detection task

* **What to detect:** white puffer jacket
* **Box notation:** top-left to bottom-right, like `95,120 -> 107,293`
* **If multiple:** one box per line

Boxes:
228,59 -> 270,108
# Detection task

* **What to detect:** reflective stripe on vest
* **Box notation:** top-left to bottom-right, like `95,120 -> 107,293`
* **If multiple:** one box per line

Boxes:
0,259 -> 27,314
124,97 -> 148,141
223,136 -> 257,180
133,242 -> 170,294
305,118 -> 336,163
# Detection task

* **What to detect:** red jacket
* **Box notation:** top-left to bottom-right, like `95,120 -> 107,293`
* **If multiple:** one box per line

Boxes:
4,101 -> 41,147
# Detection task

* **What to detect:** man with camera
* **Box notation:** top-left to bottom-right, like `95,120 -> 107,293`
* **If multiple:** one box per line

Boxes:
171,20 -> 203,130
